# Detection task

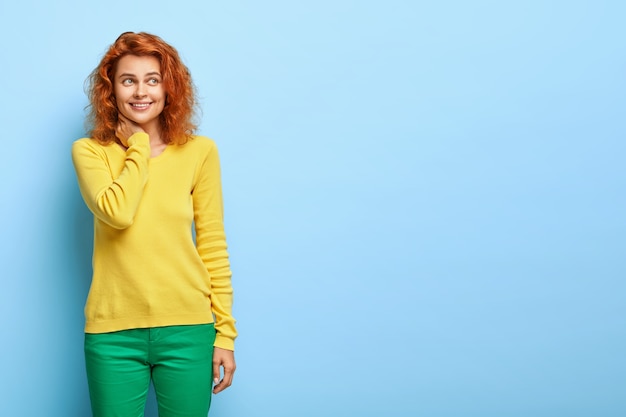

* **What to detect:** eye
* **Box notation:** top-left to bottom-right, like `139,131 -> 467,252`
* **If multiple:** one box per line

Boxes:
122,78 -> 134,86
148,78 -> 160,85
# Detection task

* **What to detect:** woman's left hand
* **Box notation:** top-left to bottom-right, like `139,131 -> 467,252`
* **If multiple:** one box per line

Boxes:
212,347 -> 236,394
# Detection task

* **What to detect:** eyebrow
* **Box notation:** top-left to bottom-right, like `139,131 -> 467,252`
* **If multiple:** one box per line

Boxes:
118,71 -> 162,78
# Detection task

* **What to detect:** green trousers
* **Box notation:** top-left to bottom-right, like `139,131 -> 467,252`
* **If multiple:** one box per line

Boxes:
85,324 -> 216,417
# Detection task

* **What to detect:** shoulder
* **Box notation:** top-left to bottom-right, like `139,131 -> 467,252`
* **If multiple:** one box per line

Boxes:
177,136 -> 221,161
72,137 -> 104,158
183,135 -> 218,152
71,138 -> 120,165
72,137 -> 97,149
72,137 -> 114,152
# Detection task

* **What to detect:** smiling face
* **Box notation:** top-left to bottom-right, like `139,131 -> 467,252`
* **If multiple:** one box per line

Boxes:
113,54 -> 166,133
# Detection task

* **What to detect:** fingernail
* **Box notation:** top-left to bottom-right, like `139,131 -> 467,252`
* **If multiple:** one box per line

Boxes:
214,378 -> 219,384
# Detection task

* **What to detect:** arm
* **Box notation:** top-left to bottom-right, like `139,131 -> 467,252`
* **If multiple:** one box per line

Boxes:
193,140 -> 238,393
71,132 -> 151,229
192,140 -> 238,349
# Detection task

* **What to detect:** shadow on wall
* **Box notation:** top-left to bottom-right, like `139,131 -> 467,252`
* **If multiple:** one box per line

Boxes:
62,128 -> 94,303
58,133 -> 95,416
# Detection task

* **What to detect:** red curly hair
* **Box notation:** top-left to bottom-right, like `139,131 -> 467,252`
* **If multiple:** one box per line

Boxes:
86,32 -> 197,145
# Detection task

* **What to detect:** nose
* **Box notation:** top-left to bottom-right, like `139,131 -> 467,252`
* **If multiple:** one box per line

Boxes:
134,82 -> 147,98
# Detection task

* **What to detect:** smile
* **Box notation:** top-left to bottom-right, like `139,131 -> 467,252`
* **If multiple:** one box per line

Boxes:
131,103 -> 152,109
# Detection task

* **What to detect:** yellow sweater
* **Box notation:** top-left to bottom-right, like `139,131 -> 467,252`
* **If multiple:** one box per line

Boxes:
71,132 -> 236,351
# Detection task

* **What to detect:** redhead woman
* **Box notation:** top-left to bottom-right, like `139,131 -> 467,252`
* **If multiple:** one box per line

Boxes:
71,32 -> 237,417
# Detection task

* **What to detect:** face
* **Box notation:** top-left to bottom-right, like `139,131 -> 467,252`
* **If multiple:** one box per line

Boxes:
113,55 -> 166,132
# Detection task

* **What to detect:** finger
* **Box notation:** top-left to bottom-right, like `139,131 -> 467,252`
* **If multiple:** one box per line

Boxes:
212,369 -> 226,394
213,382 -> 223,394
115,118 -> 130,146
213,377 -> 225,394
212,360 -> 221,385
224,360 -> 236,385
118,113 -> 143,131
222,365 -> 234,388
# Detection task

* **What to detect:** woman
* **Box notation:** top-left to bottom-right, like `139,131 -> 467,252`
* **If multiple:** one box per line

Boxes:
72,32 -> 237,417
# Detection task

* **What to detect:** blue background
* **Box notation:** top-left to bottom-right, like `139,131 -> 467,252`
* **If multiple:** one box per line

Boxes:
0,1 -> 624,416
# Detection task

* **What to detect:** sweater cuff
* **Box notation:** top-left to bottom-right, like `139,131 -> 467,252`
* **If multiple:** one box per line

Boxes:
214,334 -> 235,351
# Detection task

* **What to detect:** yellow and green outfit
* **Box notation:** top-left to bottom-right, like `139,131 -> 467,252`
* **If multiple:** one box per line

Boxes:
72,132 -> 237,416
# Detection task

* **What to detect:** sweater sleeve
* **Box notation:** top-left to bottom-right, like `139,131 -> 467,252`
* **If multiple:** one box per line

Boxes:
193,140 -> 237,350
71,133 -> 151,229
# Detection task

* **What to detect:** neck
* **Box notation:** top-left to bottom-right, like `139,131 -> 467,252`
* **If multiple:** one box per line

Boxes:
140,121 -> 165,146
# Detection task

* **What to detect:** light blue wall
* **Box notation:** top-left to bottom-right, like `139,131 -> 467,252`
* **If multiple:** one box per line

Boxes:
1,1 -> 624,416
